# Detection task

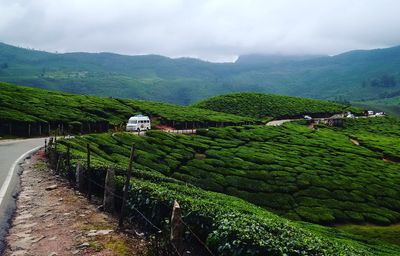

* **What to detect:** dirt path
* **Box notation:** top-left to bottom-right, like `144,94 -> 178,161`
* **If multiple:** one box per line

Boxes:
266,119 -> 294,126
5,150 -> 148,256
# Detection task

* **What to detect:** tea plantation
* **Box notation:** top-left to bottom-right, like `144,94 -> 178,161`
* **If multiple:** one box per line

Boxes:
58,118 -> 400,226
0,82 -> 253,136
54,117 -> 400,255
194,92 -> 359,119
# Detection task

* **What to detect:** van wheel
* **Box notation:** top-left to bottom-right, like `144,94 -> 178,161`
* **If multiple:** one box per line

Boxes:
137,128 -> 141,132
146,127 -> 150,130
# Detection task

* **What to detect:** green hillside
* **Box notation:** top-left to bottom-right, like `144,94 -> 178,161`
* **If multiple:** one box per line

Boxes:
52,117 -> 400,255
0,82 -> 252,136
2,42 -> 400,104
193,92 -> 355,119
56,118 -> 400,226
353,97 -> 400,116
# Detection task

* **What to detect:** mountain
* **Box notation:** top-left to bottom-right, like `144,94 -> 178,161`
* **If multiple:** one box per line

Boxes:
1,42 -> 400,104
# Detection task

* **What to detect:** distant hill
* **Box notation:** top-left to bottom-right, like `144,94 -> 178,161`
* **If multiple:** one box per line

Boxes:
2,42 -> 400,104
193,92 -> 356,119
353,97 -> 400,116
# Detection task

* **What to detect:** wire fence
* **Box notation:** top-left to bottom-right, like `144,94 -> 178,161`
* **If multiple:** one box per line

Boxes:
46,137 -> 214,256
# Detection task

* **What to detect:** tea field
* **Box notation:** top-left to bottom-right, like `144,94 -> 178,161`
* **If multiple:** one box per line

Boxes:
57,117 -> 400,225
54,117 -> 400,255
193,92 -> 359,119
0,82 -> 253,136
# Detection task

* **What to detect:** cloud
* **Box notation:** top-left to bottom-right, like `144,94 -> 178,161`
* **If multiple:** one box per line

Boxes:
0,0 -> 400,61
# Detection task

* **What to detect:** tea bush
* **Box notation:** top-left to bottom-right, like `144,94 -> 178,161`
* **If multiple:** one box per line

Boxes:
193,92 -> 359,119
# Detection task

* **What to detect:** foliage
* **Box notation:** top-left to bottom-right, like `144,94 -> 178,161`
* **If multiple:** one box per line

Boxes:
58,118 -> 400,226
0,82 -> 251,126
353,97 -> 400,116
193,92 -> 355,119
337,224 -> 400,247
3,42 -> 400,105
122,178 -> 397,256
54,117 -> 400,255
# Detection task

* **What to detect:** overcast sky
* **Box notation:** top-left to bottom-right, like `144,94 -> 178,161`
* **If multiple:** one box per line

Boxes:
1,0 -> 400,62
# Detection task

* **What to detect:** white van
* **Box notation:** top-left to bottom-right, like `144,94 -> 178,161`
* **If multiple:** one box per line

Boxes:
126,115 -> 151,132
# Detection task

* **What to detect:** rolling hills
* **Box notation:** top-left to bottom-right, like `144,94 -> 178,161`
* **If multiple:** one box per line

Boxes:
193,92 -> 359,119
2,81 -> 400,254
0,82 -> 253,136
1,82 -> 355,136
52,117 -> 400,255
2,42 -> 400,104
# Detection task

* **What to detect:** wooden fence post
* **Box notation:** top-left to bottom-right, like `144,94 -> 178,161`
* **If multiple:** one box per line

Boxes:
28,124 -> 31,137
55,154 -> 61,174
103,168 -> 116,213
76,163 -> 85,191
87,143 -> 92,201
171,200 -> 184,254
119,144 -> 135,228
66,144 -> 72,183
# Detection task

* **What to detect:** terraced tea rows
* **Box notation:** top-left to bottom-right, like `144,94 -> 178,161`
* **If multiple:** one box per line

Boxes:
194,92 -> 358,119
58,117 -> 400,225
0,82 -> 253,136
54,117 -> 400,255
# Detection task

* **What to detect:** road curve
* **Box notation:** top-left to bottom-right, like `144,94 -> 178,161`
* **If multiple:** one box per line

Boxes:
0,138 -> 44,252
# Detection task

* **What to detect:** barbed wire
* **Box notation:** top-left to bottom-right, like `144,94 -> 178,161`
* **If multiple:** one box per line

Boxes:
48,143 -> 215,256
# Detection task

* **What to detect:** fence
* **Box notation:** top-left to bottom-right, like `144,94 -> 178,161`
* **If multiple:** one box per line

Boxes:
166,129 -> 197,135
45,137 -> 215,256
0,120 -> 111,137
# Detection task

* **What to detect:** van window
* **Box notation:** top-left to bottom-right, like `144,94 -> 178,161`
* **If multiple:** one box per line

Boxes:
129,120 -> 137,124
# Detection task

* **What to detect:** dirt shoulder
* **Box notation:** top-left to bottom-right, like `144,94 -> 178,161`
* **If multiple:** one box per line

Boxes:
5,150 -> 149,256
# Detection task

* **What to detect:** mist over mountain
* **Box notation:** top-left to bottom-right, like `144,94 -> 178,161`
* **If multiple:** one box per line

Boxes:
1,42 -> 400,105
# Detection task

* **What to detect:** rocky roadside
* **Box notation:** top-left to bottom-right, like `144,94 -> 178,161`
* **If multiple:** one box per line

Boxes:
5,150 -> 149,256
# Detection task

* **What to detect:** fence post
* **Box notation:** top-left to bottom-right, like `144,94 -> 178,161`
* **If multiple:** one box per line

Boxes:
28,124 -> 31,137
171,200 -> 184,254
119,144 -> 135,228
103,168 -> 116,213
66,144 -> 72,183
55,154 -> 60,174
87,143 -> 92,201
44,139 -> 47,155
76,163 -> 85,191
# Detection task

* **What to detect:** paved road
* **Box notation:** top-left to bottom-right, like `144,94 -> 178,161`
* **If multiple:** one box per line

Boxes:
0,138 -> 44,252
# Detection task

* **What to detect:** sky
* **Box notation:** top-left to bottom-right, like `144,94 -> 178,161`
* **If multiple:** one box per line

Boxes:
1,0 -> 400,62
